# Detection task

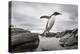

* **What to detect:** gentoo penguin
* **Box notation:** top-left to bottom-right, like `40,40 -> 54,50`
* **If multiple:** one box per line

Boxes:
40,12 -> 62,36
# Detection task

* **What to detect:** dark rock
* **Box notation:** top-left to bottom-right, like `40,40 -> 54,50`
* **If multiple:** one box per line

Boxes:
59,28 -> 78,49
9,28 -> 39,53
10,28 -> 30,36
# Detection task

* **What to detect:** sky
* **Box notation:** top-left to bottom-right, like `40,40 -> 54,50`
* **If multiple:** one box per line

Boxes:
11,1 -> 78,33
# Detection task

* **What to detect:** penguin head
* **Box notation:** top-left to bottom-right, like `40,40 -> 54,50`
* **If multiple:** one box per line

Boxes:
51,12 -> 62,16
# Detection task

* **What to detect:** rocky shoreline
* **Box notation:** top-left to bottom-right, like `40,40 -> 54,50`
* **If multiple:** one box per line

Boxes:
9,27 -> 78,53
40,28 -> 78,49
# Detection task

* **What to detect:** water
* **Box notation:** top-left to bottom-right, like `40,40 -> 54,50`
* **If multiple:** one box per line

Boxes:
36,35 -> 65,51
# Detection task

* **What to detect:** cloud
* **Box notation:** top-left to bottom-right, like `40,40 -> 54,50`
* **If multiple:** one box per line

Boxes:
11,1 -> 78,33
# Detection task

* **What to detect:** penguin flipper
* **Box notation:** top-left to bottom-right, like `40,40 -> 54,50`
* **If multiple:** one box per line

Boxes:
40,16 -> 50,19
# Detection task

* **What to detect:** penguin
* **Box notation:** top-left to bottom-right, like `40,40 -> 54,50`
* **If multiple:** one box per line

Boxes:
40,12 -> 62,36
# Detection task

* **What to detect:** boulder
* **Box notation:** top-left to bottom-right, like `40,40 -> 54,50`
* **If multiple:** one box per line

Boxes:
59,28 -> 78,49
9,28 -> 39,53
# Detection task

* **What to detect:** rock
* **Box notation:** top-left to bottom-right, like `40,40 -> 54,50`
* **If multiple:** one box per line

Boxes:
9,28 -> 39,53
59,33 -> 72,46
10,28 -> 30,36
40,32 -> 57,37
11,33 -> 39,46
59,28 -> 78,49
64,34 -> 76,46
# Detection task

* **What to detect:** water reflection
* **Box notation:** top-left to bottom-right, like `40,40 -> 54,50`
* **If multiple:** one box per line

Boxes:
36,35 -> 65,51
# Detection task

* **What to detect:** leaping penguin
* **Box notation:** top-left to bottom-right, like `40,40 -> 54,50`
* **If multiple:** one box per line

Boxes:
40,12 -> 62,36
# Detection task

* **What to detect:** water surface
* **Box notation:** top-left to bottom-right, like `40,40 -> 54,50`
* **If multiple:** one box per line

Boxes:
36,35 -> 65,51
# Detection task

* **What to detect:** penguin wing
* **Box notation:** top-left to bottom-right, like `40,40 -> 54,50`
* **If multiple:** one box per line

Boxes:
40,16 -> 50,19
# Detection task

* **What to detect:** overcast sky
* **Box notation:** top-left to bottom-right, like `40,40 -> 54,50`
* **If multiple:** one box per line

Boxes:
11,1 -> 78,33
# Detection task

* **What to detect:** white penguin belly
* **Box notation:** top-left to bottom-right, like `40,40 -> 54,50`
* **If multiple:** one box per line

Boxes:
47,17 -> 55,29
